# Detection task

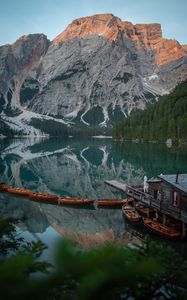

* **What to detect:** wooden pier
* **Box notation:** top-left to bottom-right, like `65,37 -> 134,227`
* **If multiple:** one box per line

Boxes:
104,180 -> 127,193
104,180 -> 187,226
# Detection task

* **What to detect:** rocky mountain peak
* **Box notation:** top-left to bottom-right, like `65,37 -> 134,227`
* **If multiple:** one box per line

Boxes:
53,14 -> 186,66
0,14 -> 187,135
53,14 -> 163,45
12,33 -> 49,47
53,13 -> 125,43
125,23 -> 186,66
0,33 -> 50,110
11,33 -> 50,58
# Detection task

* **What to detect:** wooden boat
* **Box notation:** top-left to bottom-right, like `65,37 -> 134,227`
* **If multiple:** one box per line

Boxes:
165,217 -> 182,231
6,187 -> 33,196
143,218 -> 181,240
135,203 -> 155,217
0,183 -> 11,191
97,198 -> 133,207
29,192 -> 58,202
58,197 -> 94,205
122,204 -> 142,222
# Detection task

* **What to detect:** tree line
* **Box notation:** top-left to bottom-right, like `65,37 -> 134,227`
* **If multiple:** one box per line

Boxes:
113,80 -> 187,144
30,118 -> 111,138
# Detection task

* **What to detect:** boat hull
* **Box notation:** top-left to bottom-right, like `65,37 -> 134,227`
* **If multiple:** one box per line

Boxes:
0,183 -> 11,191
122,204 -> 142,222
143,218 -> 181,240
135,204 -> 155,217
6,187 -> 33,196
29,193 -> 58,202
58,197 -> 94,205
97,198 -> 132,207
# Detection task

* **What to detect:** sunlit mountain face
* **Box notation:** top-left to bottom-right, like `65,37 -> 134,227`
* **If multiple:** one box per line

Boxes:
0,137 -> 187,253
0,14 -> 187,135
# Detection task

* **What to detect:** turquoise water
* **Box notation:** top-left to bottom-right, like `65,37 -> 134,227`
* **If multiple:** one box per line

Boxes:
0,137 -> 187,258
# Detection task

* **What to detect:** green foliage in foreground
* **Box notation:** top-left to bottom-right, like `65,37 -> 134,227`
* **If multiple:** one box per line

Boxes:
113,80 -> 187,143
0,219 -> 187,300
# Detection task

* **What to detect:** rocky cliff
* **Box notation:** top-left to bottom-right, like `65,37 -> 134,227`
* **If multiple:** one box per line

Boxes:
0,34 -> 49,111
0,14 -> 187,134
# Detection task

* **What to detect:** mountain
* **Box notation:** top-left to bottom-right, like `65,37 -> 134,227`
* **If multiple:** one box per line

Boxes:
0,14 -> 187,135
113,80 -> 187,144
0,34 -> 49,111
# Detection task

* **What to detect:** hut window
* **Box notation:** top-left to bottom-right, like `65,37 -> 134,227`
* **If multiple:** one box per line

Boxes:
153,190 -> 158,199
170,191 -> 180,207
158,190 -> 162,200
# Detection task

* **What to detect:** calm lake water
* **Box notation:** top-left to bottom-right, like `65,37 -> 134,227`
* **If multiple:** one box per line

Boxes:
0,137 -> 187,260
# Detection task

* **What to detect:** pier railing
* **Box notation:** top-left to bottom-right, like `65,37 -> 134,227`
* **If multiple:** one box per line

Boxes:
105,181 -> 185,222
126,185 -> 182,220
126,185 -> 153,206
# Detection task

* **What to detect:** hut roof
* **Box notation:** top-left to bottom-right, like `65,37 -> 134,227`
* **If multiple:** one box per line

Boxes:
158,174 -> 187,195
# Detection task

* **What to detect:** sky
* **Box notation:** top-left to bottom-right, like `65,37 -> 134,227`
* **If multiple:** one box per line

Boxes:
0,0 -> 186,46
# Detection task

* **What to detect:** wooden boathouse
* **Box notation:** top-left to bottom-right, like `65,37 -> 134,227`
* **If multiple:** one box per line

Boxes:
105,174 -> 187,238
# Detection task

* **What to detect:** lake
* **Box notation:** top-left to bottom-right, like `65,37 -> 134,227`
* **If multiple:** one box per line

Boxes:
0,137 -> 187,260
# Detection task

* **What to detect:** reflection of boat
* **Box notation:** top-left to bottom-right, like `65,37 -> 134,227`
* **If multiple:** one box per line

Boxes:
29,193 -> 58,202
58,197 -> 94,206
6,187 -> 33,196
97,198 -> 133,207
122,204 -> 141,222
143,218 -> 181,240
0,183 -> 11,191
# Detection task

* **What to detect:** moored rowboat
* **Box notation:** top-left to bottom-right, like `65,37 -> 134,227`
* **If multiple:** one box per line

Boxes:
58,197 -> 94,205
122,204 -> 142,222
97,198 -> 133,207
6,187 -> 33,196
0,183 -> 11,191
143,218 -> 181,240
135,203 -> 149,216
135,203 -> 155,217
29,193 -> 58,202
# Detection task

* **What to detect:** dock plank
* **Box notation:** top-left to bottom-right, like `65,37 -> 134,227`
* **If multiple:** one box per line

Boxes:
104,180 -> 127,193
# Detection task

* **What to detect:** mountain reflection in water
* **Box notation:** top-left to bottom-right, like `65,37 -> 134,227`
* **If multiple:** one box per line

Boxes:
0,138 -> 187,250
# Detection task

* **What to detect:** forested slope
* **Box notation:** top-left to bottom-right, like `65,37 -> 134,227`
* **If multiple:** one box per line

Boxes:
113,80 -> 187,143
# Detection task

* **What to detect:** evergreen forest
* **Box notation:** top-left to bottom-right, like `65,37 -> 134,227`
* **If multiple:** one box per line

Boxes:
113,80 -> 187,143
